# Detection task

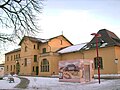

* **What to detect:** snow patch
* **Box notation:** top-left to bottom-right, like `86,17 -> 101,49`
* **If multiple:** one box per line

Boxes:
100,43 -> 108,47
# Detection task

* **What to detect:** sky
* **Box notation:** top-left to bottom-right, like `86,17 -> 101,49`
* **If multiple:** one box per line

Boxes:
1,0 -> 120,63
37,0 -> 120,44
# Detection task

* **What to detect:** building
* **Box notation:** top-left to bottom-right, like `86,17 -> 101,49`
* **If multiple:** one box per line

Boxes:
0,64 -> 4,77
5,35 -> 72,76
5,48 -> 21,75
4,29 -> 120,76
59,29 -> 120,75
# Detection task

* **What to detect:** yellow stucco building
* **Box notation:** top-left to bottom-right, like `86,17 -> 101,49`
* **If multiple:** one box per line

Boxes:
5,35 -> 72,76
4,29 -> 120,76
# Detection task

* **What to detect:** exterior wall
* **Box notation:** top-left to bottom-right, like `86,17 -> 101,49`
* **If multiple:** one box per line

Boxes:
39,43 -> 50,53
39,53 -> 60,76
60,52 -> 84,61
5,51 -> 20,75
20,37 -> 39,75
38,35 -> 72,76
114,46 -> 120,74
60,46 -> 118,75
6,35 -> 71,76
83,46 -> 117,74
48,35 -> 72,52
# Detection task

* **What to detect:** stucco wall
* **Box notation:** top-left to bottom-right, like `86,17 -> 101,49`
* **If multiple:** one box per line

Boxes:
5,51 -> 20,75
20,38 -> 39,75
60,46 -> 118,75
83,46 -> 117,74
115,46 -> 120,74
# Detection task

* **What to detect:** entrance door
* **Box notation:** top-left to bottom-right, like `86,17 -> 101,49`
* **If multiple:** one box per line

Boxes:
16,62 -> 20,74
84,65 -> 90,82
36,66 -> 39,75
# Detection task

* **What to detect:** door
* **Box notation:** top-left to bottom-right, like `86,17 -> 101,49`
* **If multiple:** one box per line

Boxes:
36,66 -> 39,75
84,65 -> 90,82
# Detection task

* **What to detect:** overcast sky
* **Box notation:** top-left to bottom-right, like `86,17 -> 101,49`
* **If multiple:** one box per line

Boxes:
37,0 -> 120,44
1,0 -> 120,63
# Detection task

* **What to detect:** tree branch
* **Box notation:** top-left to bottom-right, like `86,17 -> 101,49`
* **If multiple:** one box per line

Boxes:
0,0 -> 11,8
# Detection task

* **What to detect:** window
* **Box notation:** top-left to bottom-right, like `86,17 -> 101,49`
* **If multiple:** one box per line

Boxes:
7,56 -> 9,61
24,58 -> 27,66
25,46 -> 27,52
34,45 -> 36,49
42,48 -> 46,53
7,65 -> 9,71
37,43 -> 39,49
94,57 -> 103,69
91,42 -> 103,48
11,55 -> 13,61
16,55 -> 18,59
34,55 -> 37,62
14,65 -> 15,70
19,54 -> 20,58
41,59 -> 49,72
11,65 -> 12,71
60,40 -> 63,45
14,55 -> 15,60
33,66 -> 34,72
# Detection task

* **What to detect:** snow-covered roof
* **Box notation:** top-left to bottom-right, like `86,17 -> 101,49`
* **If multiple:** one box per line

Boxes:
36,38 -> 49,43
58,43 -> 86,54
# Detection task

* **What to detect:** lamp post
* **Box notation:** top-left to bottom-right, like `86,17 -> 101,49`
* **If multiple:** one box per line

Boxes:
91,33 -> 101,84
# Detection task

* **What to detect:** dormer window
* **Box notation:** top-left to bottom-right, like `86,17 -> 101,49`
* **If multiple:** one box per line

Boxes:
91,42 -> 103,48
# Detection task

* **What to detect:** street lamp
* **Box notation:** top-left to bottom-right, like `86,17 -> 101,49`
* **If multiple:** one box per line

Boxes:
91,33 -> 101,84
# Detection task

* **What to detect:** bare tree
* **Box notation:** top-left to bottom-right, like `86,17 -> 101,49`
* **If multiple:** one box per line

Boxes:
0,0 -> 43,43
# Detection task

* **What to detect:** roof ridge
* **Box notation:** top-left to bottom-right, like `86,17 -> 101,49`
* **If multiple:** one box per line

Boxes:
25,36 -> 48,40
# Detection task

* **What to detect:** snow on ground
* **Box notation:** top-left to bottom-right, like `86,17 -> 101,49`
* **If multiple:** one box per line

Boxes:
25,76 -> 120,90
0,77 -> 20,89
0,76 -> 120,90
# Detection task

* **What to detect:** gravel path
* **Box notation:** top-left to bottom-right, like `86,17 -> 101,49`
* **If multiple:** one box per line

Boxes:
14,77 -> 30,89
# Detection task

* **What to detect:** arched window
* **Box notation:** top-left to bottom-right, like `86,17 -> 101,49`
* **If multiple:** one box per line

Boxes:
41,59 -> 49,72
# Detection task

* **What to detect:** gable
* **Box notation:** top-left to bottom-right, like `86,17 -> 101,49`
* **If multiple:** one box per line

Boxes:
47,35 -> 73,52
49,35 -> 73,45
83,29 -> 120,50
19,36 -> 49,45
